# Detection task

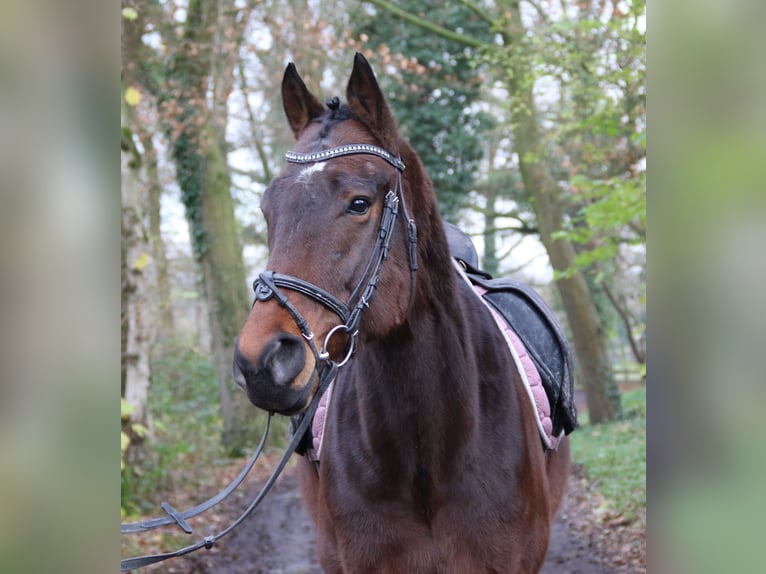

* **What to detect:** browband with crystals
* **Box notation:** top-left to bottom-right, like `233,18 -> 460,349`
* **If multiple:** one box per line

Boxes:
285,144 -> 405,172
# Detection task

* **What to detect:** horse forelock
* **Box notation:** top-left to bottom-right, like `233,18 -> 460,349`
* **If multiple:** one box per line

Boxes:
316,101 -> 357,138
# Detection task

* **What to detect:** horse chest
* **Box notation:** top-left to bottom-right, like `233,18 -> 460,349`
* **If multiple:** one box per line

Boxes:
315,476 -> 545,574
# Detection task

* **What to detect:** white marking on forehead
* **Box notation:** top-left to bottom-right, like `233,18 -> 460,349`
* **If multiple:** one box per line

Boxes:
296,162 -> 327,184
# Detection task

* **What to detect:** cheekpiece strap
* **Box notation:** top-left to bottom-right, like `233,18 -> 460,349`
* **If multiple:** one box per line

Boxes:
286,144 -> 405,172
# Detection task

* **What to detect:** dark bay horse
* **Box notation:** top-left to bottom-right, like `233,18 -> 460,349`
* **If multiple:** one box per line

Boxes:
233,53 -> 570,573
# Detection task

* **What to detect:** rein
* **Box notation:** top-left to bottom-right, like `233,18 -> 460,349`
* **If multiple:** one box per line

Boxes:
120,362 -> 337,571
119,143 -> 417,571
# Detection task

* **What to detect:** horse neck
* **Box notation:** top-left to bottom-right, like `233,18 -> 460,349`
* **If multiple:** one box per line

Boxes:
350,221 -> 480,478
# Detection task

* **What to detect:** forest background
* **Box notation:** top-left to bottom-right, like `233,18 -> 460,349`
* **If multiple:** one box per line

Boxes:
119,6 -> 647,558
7,0 -> 766,573
121,0 -> 645,467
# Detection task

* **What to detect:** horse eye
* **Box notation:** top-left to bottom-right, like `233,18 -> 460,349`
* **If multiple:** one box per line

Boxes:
347,197 -> 371,215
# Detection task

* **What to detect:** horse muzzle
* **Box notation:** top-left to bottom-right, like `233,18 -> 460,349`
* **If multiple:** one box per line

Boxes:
233,334 -> 315,415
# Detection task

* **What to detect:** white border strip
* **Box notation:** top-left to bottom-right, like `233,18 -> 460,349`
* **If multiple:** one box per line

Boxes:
452,259 -> 555,449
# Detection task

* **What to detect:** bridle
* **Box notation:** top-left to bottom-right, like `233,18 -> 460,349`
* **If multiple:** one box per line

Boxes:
120,143 -> 418,571
257,143 -> 418,367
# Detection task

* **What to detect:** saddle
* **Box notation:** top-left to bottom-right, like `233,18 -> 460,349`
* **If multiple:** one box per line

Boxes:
445,223 -> 578,443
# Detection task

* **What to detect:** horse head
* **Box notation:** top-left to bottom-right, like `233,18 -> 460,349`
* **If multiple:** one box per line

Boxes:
233,53 -> 438,415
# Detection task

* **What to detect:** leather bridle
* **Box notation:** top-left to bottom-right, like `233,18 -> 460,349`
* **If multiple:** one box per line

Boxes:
120,143 -> 417,571
255,143 -> 418,367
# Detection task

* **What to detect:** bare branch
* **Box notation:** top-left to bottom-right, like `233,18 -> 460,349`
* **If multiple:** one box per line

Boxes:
467,223 -> 538,236
602,280 -> 645,364
523,0 -> 550,23
237,58 -> 274,183
502,252 -> 548,277
364,0 -> 493,49
498,233 -> 526,256
456,0 -> 496,26
229,165 -> 269,186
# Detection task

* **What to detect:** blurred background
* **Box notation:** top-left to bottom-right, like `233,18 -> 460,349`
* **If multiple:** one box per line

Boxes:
118,0 -> 646,456
2,0 -> 764,572
117,1 -> 647,570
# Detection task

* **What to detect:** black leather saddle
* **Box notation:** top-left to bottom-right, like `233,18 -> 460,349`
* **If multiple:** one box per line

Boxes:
445,222 -> 578,437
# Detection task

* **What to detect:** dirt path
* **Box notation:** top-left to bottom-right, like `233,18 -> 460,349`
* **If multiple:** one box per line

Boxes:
164,462 -> 642,574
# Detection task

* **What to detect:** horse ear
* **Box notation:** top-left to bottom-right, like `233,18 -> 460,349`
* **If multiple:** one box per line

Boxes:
346,53 -> 398,148
282,63 -> 324,139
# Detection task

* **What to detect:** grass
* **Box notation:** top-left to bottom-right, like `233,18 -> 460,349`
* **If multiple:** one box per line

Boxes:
570,387 -> 646,525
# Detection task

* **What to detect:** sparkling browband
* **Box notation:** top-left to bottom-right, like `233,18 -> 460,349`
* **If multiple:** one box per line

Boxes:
285,144 -> 405,172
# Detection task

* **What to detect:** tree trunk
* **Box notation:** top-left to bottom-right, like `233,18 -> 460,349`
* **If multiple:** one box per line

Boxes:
140,130 -> 175,343
121,121 -> 153,466
199,124 -> 253,454
519,138 -> 621,423
172,124 -> 253,457
603,280 -> 646,365
121,6 -> 157,462
501,1 -> 621,423
166,0 -> 256,454
482,186 -> 500,276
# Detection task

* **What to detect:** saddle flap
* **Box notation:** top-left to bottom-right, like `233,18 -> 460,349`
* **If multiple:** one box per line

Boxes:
469,272 -> 578,436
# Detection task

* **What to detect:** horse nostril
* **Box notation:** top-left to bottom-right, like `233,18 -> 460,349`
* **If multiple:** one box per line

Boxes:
260,333 -> 306,387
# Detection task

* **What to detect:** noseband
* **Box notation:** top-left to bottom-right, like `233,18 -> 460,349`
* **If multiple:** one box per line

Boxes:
253,143 -> 418,368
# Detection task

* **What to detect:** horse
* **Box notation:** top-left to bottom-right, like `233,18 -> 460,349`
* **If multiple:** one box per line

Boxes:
233,53 -> 570,573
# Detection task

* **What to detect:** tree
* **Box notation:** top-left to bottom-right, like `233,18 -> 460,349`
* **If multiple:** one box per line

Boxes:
121,6 -> 157,468
467,109 -> 539,277
162,0 -> 255,454
120,112 -> 152,468
363,0 -> 646,422
540,0 -> 646,366
471,166 -> 536,277
354,0 -> 494,221
141,129 -> 175,342
123,0 -> 258,453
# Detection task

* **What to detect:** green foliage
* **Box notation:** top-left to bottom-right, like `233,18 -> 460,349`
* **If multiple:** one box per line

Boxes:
120,342 -> 291,517
121,7 -> 138,21
168,111 -> 208,258
121,343 -> 222,515
542,3 -> 646,280
356,0 -> 495,220
553,172 -> 646,280
571,387 -> 646,525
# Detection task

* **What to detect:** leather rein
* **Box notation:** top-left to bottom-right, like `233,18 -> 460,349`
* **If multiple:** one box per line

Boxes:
120,143 -> 417,571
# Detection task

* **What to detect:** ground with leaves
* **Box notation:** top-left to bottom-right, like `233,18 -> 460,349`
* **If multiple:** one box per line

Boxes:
124,386 -> 646,573
126,458 -> 645,574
